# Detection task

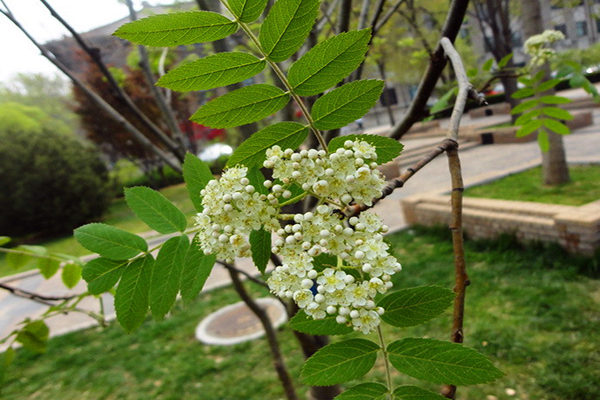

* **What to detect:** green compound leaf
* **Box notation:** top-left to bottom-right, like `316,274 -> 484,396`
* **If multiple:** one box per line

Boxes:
259,0 -> 320,62
157,52 -> 266,92
180,234 -> 216,305
289,311 -> 354,336
125,186 -> 187,234
481,58 -> 494,72
543,118 -> 570,135
228,0 -> 269,22
377,286 -> 454,328
0,236 -> 10,246
61,263 -> 82,289
82,258 -> 128,295
313,252 -> 337,272
393,385 -> 448,399
334,382 -> 388,399
113,11 -> 237,46
227,122 -> 308,168
191,84 -> 290,128
246,167 -> 269,195
312,80 -> 384,130
301,339 -> 380,386
16,320 -> 49,354
535,78 -> 561,93
6,248 -> 33,270
115,254 -> 154,333
150,235 -> 189,320
539,95 -> 572,105
497,53 -> 512,68
37,257 -> 60,279
289,29 -> 371,96
183,153 -> 215,213
250,228 -> 271,274
542,106 -> 573,121
74,223 -> 148,260
516,120 -> 542,137
514,109 -> 542,126
510,98 -> 539,115
387,338 -> 504,386
328,134 -> 403,164
511,87 -> 534,99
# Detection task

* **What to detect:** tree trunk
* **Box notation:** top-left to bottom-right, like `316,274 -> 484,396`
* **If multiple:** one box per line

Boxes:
520,0 -> 570,186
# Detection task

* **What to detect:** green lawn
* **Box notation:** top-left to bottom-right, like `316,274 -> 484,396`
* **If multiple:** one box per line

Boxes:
0,184 -> 196,277
2,227 -> 598,400
464,165 -> 600,206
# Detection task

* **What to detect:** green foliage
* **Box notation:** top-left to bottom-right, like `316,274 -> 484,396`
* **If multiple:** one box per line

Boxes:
15,320 -> 49,354
156,52 -> 266,91
228,0 -> 269,23
113,11 -> 238,46
114,255 -> 154,333
334,382 -> 388,399
75,223 -> 148,260
61,262 -> 82,289
226,122 -> 309,168
377,286 -> 454,328
312,80 -> 384,130
288,312 -> 354,336
82,258 -> 128,295
258,0 -> 320,62
393,385 -> 448,399
0,128 -> 111,237
183,153 -> 215,213
124,186 -> 188,234
328,134 -> 404,164
387,338 -> 504,385
150,235 -> 189,320
249,228 -> 271,274
301,339 -> 380,386
288,29 -> 371,96
180,235 -> 216,305
191,84 -> 290,128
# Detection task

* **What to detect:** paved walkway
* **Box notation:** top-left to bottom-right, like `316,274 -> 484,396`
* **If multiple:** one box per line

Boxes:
2,93 -> 600,349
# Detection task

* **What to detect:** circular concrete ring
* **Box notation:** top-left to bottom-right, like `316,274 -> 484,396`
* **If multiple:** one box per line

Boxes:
195,297 -> 287,345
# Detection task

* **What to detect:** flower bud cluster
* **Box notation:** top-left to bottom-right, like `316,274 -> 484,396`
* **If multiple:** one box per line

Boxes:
194,166 -> 279,262
524,29 -> 565,67
267,207 -> 401,334
263,140 -> 385,206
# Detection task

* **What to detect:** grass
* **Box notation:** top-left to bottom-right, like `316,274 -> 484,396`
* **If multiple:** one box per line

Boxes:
464,165 -> 600,206
0,184 -> 195,278
2,226 -> 599,400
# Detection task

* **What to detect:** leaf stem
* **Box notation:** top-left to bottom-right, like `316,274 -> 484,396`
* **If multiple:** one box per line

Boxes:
377,326 -> 394,399
230,13 -> 329,151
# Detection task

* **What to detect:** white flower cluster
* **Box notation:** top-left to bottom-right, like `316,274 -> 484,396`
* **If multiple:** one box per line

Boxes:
263,139 -> 385,206
195,166 -> 279,262
524,29 -> 565,67
267,206 -> 401,334
195,140 -> 402,334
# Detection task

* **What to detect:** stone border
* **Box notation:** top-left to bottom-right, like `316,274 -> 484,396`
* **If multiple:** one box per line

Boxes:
195,297 -> 288,346
401,165 -> 600,255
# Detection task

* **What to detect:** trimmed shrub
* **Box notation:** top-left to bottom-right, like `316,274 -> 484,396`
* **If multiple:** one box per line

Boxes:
0,128 -> 111,237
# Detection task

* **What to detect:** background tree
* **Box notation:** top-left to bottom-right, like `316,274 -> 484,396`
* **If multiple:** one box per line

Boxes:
520,0 -> 570,186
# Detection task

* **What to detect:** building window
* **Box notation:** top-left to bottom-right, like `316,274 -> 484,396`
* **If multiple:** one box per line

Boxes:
512,32 -> 522,47
576,21 -> 588,37
555,24 -> 568,38
597,19 -> 600,33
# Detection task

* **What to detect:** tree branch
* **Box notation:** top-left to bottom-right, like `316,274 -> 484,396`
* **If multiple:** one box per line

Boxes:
388,0 -> 469,140
38,0 -> 186,162
0,282 -> 77,306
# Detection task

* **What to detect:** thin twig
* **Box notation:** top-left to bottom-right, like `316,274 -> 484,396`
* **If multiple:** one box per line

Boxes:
38,0 -> 185,161
226,265 -> 299,400
217,260 -> 270,290
388,0 -> 470,140
0,282 -> 77,305
343,138 -> 456,217
437,37 -> 471,400
373,0 -> 406,35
